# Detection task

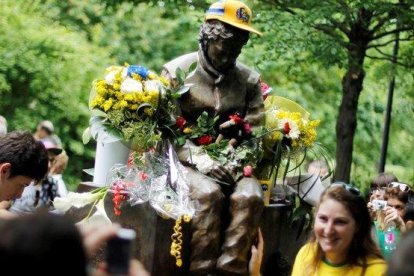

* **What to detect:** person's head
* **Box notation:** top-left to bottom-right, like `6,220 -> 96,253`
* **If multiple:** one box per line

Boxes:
34,120 -> 54,140
0,115 -> 7,136
0,131 -> 48,201
370,172 -> 399,201
0,212 -> 87,275
50,150 -> 69,175
388,229 -> 414,276
385,186 -> 409,218
309,184 -> 381,271
40,138 -> 63,172
307,160 -> 329,177
199,0 -> 261,72
403,204 -> 414,230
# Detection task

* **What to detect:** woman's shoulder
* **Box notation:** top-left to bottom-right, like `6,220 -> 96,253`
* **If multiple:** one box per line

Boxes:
364,255 -> 387,275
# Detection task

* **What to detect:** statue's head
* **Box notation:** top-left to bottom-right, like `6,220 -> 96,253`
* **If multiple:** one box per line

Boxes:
199,0 -> 261,72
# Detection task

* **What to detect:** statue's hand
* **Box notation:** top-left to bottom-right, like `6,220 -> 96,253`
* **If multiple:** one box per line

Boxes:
209,165 -> 236,187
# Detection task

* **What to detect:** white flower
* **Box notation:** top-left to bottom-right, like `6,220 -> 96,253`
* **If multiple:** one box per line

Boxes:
104,66 -> 123,85
76,198 -> 112,227
278,118 -> 300,139
144,80 -> 161,92
120,77 -> 143,93
53,191 -> 103,213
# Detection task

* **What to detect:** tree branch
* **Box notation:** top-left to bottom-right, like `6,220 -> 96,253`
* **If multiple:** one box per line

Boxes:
373,46 -> 394,59
366,54 -> 411,68
328,18 -> 350,35
372,26 -> 414,40
312,23 -> 348,47
370,15 -> 392,34
367,34 -> 414,48
335,0 -> 355,22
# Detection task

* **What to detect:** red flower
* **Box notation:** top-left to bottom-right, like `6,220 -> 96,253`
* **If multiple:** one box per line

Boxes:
229,113 -> 243,124
283,122 -> 291,135
176,116 -> 186,130
137,171 -> 148,181
197,135 -> 214,145
127,153 -> 135,168
260,80 -> 272,100
243,165 -> 253,177
243,122 -> 252,135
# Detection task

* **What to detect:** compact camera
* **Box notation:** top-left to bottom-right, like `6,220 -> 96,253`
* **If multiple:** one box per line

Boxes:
372,199 -> 387,211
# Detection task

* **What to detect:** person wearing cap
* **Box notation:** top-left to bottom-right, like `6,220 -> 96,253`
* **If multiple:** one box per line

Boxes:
33,120 -> 55,140
9,138 -> 64,215
163,1 -> 264,274
0,131 -> 48,218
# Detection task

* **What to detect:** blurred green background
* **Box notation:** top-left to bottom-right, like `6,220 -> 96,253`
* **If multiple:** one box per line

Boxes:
1,0 -> 412,193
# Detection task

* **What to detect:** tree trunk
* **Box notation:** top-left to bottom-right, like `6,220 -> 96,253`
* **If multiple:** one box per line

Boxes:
334,48 -> 367,182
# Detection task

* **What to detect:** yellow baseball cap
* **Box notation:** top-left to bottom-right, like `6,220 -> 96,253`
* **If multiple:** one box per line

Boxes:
205,0 -> 262,36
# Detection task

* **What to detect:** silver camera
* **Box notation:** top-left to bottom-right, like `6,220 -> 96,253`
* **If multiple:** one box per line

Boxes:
372,199 -> 387,211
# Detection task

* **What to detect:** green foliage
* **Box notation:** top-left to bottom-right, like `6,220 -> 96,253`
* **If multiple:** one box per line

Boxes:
0,0 -> 111,190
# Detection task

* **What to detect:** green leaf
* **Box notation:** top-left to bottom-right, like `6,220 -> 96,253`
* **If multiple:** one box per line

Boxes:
188,61 -> 197,74
82,127 -> 91,144
91,109 -> 108,118
175,67 -> 186,84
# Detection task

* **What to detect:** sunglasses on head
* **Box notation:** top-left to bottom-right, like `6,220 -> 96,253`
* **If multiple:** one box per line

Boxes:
388,182 -> 411,192
330,182 -> 361,197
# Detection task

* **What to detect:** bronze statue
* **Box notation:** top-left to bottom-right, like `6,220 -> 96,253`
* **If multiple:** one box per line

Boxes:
162,1 -> 264,274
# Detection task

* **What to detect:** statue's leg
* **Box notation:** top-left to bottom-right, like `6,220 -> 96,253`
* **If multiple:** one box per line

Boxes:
216,177 -> 264,275
187,167 -> 224,275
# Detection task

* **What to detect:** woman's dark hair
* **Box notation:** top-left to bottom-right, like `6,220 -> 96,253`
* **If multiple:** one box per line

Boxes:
385,187 -> 409,204
307,185 -> 383,274
0,212 -> 87,275
404,203 -> 414,222
371,172 -> 399,190
0,131 -> 48,181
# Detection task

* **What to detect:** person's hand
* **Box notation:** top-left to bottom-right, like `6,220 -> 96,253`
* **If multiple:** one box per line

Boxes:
384,206 -> 406,232
249,228 -> 264,276
210,165 -> 235,186
93,260 -> 150,276
77,223 -> 120,258
0,201 -> 16,220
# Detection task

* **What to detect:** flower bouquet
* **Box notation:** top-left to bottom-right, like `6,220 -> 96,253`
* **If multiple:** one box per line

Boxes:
83,64 -> 189,186
171,110 -> 263,182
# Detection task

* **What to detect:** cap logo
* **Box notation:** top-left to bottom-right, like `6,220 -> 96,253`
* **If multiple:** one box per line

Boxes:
236,7 -> 250,23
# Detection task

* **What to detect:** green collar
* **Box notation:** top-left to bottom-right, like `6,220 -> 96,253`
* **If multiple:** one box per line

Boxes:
322,257 -> 349,267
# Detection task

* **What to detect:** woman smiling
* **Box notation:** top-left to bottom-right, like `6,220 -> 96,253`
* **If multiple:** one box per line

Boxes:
292,184 -> 386,275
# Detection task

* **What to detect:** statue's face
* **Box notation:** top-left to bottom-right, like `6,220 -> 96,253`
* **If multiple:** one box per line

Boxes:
207,36 -> 246,72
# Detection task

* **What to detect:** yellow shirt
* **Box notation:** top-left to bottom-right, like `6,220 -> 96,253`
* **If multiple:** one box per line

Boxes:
291,243 -> 387,276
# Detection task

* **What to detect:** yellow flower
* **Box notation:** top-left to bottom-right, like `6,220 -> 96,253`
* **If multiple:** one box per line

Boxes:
102,99 -> 113,111
130,104 -> 138,111
183,128 -> 192,134
124,94 -> 134,101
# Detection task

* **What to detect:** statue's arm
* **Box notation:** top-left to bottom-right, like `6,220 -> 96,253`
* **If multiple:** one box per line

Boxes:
245,80 -> 265,127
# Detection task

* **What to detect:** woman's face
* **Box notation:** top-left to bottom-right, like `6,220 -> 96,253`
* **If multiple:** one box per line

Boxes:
314,198 -> 356,262
387,197 -> 406,218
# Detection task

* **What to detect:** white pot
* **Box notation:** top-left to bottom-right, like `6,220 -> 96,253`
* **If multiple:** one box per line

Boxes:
93,134 -> 130,186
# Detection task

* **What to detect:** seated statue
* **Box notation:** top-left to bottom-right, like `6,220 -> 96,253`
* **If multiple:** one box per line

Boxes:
162,1 -> 264,274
